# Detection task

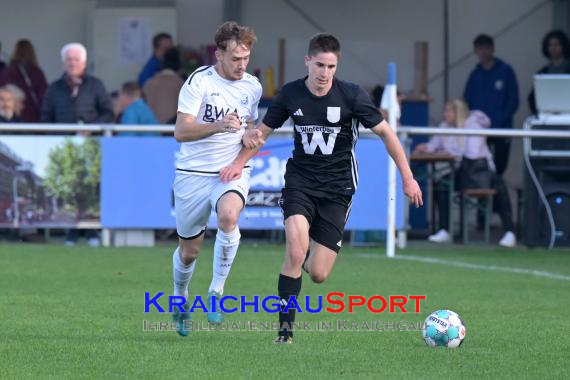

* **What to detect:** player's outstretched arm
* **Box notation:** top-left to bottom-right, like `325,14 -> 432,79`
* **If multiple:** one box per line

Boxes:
174,112 -> 241,142
220,124 -> 274,183
371,120 -> 423,208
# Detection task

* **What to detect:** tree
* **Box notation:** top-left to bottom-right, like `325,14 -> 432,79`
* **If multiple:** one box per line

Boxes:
44,138 -> 100,219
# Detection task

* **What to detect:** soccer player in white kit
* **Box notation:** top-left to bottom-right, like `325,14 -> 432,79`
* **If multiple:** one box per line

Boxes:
171,21 -> 261,336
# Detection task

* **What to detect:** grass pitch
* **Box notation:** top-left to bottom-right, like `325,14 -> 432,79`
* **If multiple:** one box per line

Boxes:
1,242 -> 569,379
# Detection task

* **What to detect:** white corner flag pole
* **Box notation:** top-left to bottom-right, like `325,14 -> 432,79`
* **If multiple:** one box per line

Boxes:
380,63 -> 400,258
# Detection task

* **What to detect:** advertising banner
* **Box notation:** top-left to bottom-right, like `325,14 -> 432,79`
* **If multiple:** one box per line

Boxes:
100,136 -> 403,230
0,136 -> 100,228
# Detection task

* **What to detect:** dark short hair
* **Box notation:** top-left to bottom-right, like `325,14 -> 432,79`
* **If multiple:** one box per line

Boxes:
308,33 -> 341,57
153,33 -> 173,49
542,29 -> 570,59
163,47 -> 181,71
214,21 -> 257,51
473,34 -> 494,48
121,81 -> 141,97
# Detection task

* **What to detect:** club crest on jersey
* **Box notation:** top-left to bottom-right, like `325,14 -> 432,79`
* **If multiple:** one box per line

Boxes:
241,95 -> 249,105
327,107 -> 341,123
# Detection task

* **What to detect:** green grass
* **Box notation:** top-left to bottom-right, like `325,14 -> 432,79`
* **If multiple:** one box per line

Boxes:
1,243 -> 569,379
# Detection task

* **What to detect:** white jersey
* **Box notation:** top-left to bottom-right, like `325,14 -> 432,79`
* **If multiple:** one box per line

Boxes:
176,65 -> 262,174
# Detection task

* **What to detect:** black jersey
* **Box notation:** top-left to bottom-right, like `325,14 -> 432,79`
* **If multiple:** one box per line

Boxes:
262,77 -> 383,198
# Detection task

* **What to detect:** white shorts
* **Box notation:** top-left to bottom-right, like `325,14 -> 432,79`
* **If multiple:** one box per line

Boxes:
173,168 -> 251,239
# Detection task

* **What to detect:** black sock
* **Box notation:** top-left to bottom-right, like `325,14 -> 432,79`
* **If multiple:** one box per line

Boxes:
278,273 -> 302,337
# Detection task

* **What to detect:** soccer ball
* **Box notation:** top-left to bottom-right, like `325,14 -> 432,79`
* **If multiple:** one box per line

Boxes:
422,309 -> 466,348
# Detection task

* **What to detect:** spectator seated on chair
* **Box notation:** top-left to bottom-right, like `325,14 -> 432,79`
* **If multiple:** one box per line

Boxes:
413,99 -> 516,247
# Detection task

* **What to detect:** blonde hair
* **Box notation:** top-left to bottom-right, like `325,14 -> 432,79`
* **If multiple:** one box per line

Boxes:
444,99 -> 470,149
446,99 -> 470,128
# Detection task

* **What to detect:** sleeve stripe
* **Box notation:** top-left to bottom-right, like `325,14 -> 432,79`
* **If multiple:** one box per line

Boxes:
187,65 -> 212,85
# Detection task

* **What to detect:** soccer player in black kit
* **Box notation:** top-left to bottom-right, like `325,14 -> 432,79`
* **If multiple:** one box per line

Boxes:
221,33 -> 423,344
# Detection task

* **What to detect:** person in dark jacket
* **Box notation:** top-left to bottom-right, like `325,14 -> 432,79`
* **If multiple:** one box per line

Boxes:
528,30 -> 570,114
41,42 -> 112,247
464,34 -> 519,176
41,42 -> 113,125
138,33 -> 173,87
0,39 -> 48,122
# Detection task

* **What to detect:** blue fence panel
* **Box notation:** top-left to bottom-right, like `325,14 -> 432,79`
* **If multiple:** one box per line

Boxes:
101,136 -> 403,230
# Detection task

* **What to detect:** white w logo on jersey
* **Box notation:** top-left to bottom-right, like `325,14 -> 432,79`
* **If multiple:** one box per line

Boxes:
295,125 -> 341,155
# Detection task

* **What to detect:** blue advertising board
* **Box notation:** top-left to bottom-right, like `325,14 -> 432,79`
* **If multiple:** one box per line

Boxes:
101,136 -> 403,230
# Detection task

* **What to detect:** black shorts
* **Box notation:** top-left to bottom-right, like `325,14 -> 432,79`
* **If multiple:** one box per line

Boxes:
279,188 -> 352,253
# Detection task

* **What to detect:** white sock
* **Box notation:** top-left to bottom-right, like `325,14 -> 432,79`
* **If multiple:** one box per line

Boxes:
172,247 -> 196,299
209,227 -> 240,294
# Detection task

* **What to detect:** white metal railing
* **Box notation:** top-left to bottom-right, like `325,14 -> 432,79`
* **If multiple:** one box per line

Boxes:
2,121 -> 569,249
2,123 -> 570,138
397,126 -> 570,139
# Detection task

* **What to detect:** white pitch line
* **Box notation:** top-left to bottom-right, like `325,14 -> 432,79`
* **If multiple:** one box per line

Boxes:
356,253 -> 570,281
